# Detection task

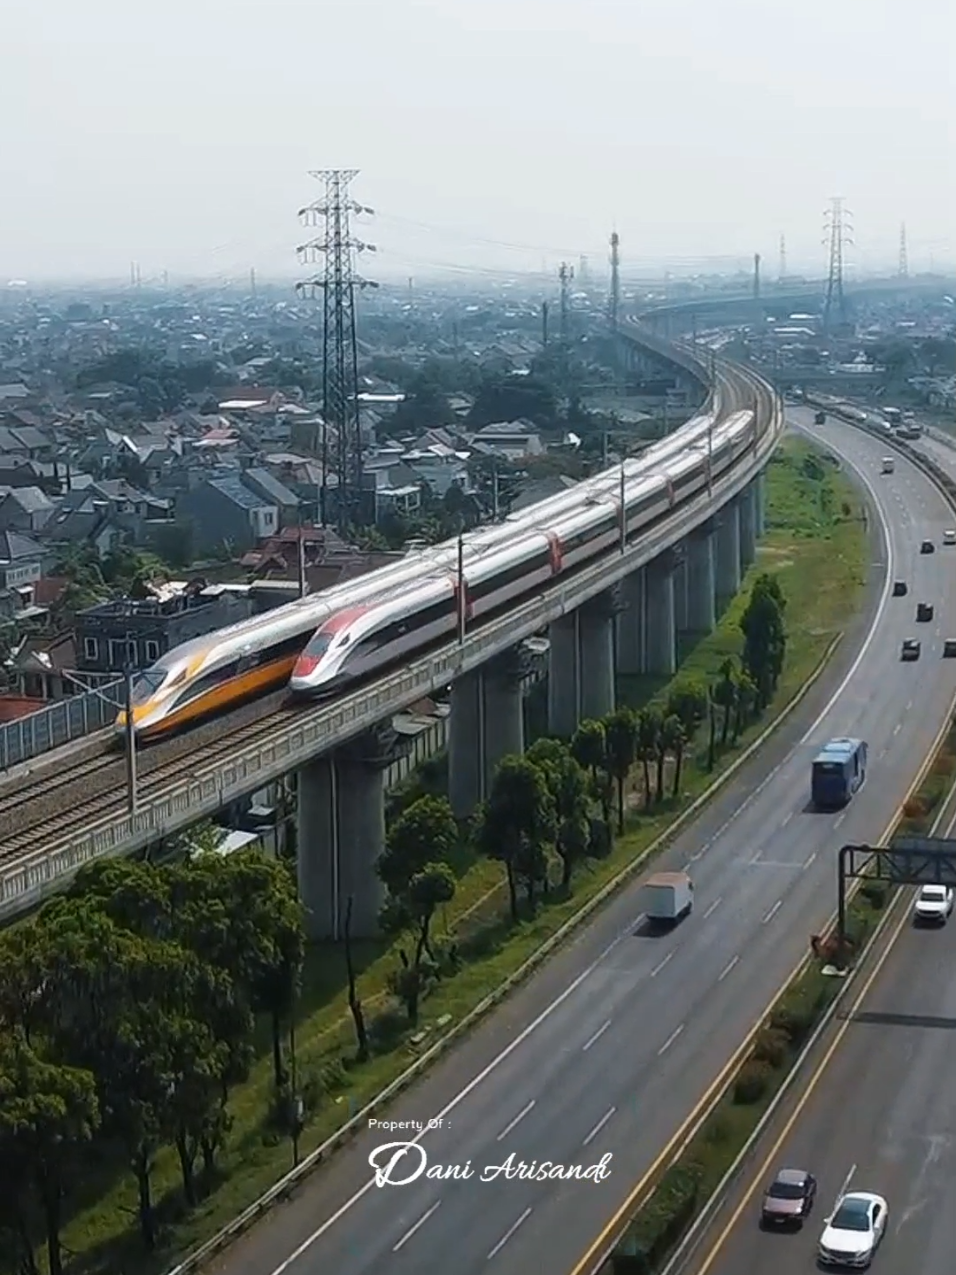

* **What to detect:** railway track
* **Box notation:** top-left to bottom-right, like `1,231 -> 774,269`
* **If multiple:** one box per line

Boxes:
0,702 -> 303,867
0,350 -> 778,878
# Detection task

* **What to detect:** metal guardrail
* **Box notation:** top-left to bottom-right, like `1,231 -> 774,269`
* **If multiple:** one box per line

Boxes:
0,386 -> 782,917
0,678 -> 123,773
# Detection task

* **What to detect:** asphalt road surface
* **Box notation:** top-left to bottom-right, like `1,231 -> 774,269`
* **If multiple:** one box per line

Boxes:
687,801 -> 956,1275
212,412 -> 956,1275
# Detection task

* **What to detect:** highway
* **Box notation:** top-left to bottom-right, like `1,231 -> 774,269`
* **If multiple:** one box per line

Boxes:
686,802 -> 956,1275
207,416 -> 956,1275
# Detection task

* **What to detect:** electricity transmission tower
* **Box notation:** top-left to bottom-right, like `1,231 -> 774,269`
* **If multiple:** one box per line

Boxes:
898,222 -> 909,278
822,196 -> 853,334
296,170 -> 377,530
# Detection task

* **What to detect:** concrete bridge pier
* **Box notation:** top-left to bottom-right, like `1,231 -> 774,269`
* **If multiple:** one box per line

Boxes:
645,551 -> 678,676
617,567 -> 646,676
754,471 -> 766,536
673,555 -> 689,633
481,645 -> 530,793
578,588 -> 621,723
448,669 -> 484,819
548,612 -> 581,738
739,483 -> 757,570
684,521 -> 717,636
715,502 -> 742,615
296,725 -> 409,940
447,645 -> 531,817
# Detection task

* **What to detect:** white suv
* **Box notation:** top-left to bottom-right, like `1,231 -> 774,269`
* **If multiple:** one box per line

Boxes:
913,884 -> 954,924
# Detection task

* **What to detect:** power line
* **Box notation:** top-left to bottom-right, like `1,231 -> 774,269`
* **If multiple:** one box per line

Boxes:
295,169 -> 378,531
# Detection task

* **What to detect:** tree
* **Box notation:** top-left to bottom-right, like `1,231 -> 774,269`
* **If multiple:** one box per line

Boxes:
731,669 -> 758,744
570,719 -> 612,825
384,865 -> 456,1024
662,714 -> 688,798
666,678 -> 708,743
603,708 -> 638,833
466,374 -> 559,429
477,757 -> 556,918
0,1035 -> 99,1275
526,739 -> 591,888
740,574 -> 787,710
636,709 -> 662,808
711,658 -> 738,749
343,896 -> 370,1062
377,795 -> 458,901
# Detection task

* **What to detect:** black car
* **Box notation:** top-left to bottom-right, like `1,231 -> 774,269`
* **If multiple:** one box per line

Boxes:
902,639 -> 921,661
917,602 -> 934,623
892,580 -> 908,597
921,540 -> 935,554
761,1168 -> 817,1226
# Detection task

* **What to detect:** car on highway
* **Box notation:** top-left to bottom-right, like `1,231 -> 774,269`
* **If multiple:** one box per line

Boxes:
818,1190 -> 888,1268
760,1167 -> 817,1227
921,539 -> 935,554
892,580 -> 908,597
916,602 -> 934,623
901,639 -> 921,661
945,529 -> 956,546
913,883 -> 955,924
880,456 -> 894,474
944,638 -> 956,658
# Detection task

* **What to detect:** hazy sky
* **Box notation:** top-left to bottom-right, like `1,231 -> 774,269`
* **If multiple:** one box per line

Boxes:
3,0 -> 953,284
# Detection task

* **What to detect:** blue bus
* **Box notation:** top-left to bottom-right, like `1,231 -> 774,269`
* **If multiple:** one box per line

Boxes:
811,738 -> 867,810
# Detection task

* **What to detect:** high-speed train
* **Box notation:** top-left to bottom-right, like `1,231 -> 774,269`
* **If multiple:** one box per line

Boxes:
116,399 -> 753,739
289,409 -> 756,696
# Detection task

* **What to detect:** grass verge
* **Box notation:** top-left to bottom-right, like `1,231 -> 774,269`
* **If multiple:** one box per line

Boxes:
50,435 -> 870,1275
608,714 -> 956,1275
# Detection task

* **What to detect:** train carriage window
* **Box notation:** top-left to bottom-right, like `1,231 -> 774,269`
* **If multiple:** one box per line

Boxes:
169,660 -> 240,710
352,599 -> 456,656
471,552 -> 551,598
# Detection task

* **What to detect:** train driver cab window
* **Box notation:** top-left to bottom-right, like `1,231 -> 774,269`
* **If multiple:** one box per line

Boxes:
131,669 -> 166,704
302,632 -> 333,659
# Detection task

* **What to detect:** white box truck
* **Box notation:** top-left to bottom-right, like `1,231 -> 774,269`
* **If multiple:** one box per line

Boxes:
641,871 -> 694,922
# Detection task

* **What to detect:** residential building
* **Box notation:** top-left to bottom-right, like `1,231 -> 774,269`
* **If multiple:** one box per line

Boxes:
74,580 -> 255,676
0,486 -> 56,534
241,467 -> 301,527
176,476 -> 278,554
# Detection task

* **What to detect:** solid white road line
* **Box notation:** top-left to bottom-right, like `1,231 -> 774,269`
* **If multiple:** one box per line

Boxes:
392,1200 -> 442,1252
487,1207 -> 532,1260
496,1100 -> 535,1142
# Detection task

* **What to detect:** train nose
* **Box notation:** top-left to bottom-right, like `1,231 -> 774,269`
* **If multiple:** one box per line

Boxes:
292,654 -> 320,680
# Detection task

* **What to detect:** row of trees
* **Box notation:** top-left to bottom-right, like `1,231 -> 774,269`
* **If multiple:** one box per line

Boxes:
0,851 -> 304,1272
373,572 -> 788,1025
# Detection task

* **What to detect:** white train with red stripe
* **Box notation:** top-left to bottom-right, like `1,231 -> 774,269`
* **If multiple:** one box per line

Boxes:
290,408 -> 756,696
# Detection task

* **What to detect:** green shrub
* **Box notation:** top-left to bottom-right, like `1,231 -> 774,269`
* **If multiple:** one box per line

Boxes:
614,1162 -> 703,1270
769,990 -> 818,1047
752,1027 -> 789,1069
860,881 -> 887,909
733,1060 -> 773,1105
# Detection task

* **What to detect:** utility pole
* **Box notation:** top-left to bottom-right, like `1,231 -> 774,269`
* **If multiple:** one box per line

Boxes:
541,299 -> 549,347
822,196 -> 853,335
608,231 -> 621,336
296,170 -> 378,532
898,222 -> 909,278
123,652 -> 138,815
558,262 -> 574,388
